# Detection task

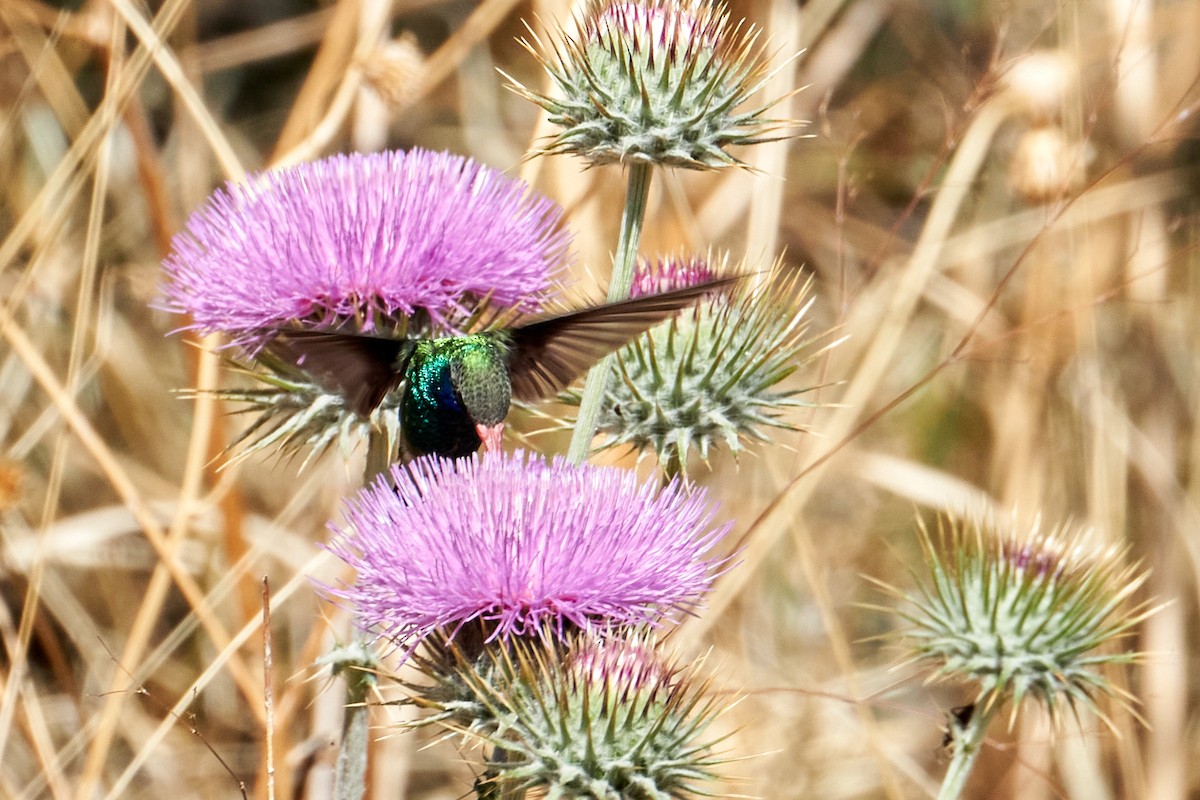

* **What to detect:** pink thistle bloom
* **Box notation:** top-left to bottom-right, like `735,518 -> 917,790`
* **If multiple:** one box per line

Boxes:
590,0 -> 722,61
325,450 -> 731,653
629,254 -> 721,298
160,149 -> 569,341
568,631 -> 677,699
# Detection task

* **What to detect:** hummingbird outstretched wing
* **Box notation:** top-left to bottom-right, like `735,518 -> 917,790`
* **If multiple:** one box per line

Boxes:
505,276 -> 739,401
265,330 -> 416,417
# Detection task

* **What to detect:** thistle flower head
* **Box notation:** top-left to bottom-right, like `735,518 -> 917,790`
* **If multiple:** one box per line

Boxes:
425,631 -> 730,798
324,450 -> 731,655
897,513 -> 1151,726
160,149 -> 569,343
565,255 -> 824,474
160,149 -> 570,464
511,0 -> 787,168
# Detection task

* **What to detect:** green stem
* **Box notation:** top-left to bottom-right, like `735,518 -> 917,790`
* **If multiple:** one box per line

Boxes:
332,660 -> 374,800
567,162 -> 654,465
937,703 -> 995,800
332,427 -> 394,800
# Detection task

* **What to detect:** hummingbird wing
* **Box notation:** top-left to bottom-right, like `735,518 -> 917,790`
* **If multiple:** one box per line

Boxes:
265,330 -> 415,417
505,276 -> 739,401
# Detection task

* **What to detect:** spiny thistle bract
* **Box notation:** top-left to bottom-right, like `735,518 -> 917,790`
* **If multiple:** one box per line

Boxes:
323,450 -> 732,657
418,631 -> 731,799
158,149 -> 569,464
896,514 -> 1151,727
204,350 -> 407,468
564,255 -> 822,473
510,0 -> 786,168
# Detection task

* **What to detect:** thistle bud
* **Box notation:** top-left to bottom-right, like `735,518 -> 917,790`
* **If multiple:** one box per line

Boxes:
897,514 -> 1150,726
429,632 -> 730,798
510,0 -> 786,169
565,255 -> 825,474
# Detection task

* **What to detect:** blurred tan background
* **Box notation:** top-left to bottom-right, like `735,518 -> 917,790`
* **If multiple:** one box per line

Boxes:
1,0 -> 1198,797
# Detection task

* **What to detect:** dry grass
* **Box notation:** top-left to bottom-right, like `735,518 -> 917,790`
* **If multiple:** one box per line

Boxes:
1,0 -> 1198,797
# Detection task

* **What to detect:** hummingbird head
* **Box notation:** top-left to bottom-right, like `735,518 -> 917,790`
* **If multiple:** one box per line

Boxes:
450,335 -> 513,452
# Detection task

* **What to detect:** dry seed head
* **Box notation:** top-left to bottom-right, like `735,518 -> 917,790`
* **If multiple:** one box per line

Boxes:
1008,125 -> 1087,205
0,460 -> 22,511
363,33 -> 426,109
999,50 -> 1078,123
511,0 -> 788,168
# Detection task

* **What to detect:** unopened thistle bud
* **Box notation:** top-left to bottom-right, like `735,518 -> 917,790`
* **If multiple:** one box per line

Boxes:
425,632 -> 730,798
564,255 -> 825,474
214,352 -> 407,468
510,0 -> 787,168
897,514 -> 1151,726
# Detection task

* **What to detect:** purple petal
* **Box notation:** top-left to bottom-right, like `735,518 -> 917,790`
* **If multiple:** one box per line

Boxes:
324,450 -> 731,654
160,150 -> 569,341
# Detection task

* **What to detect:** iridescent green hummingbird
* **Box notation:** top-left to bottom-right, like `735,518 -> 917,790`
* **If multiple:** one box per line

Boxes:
265,278 -> 735,458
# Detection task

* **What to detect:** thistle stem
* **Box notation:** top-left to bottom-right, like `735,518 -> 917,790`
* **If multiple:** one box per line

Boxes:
332,661 -> 374,800
476,750 -> 525,800
332,427 -> 393,800
567,161 -> 654,464
937,703 -> 995,800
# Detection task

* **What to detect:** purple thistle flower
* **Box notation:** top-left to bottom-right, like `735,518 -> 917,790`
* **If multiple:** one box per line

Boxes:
590,1 -> 722,58
568,630 -> 676,698
629,254 -> 720,298
160,149 -> 570,342
325,450 -> 731,653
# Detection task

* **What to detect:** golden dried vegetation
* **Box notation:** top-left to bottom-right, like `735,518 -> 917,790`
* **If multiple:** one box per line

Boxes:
0,0 -> 1197,797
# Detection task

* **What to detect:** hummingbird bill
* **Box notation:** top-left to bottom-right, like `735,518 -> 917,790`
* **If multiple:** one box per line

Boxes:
263,277 -> 737,459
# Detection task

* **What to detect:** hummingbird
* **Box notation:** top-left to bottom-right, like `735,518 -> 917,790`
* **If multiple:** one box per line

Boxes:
264,277 -> 736,459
